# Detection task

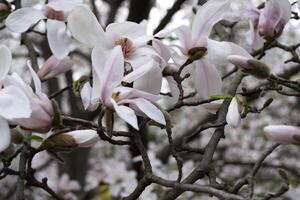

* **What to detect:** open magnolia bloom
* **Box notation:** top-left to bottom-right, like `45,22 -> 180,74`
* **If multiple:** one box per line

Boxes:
264,125 -> 300,144
0,46 -> 32,152
68,5 -> 154,66
82,46 -> 166,130
5,0 -> 83,59
158,0 -> 230,100
4,62 -> 54,133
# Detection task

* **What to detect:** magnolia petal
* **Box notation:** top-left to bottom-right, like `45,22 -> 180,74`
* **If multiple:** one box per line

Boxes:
100,46 -> 124,103
207,39 -> 252,66
47,0 -> 83,13
5,8 -> 45,33
0,45 -> 12,83
166,76 -> 180,103
133,64 -> 162,95
226,97 -> 241,127
27,61 -> 42,97
192,0 -> 230,46
201,99 -> 223,114
123,60 -> 154,83
174,25 -> 192,54
67,5 -> 105,48
0,86 -> 31,120
152,39 -> 171,64
121,98 -> 165,125
81,82 -> 92,110
65,129 -> 99,147
0,117 -> 10,152
194,59 -> 222,99
47,20 -> 70,59
114,86 -> 160,103
264,125 -> 300,144
106,21 -> 147,39
111,98 -> 138,130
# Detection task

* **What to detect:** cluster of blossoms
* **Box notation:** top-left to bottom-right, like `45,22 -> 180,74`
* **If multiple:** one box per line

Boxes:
0,0 -> 299,198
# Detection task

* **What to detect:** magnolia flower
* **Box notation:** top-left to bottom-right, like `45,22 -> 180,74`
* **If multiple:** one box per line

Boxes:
264,125 -> 300,144
5,0 -> 83,59
68,6 -> 154,66
37,55 -> 74,81
43,130 -> 99,151
82,46 -> 165,130
159,0 -> 230,99
258,0 -> 291,39
226,96 -> 243,127
0,45 -> 32,152
4,63 -> 54,133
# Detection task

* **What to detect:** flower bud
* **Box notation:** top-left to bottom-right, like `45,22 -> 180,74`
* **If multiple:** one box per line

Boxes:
43,130 -> 99,151
37,56 -> 73,81
187,47 -> 207,63
228,56 -> 270,79
258,0 -> 291,39
263,125 -> 300,144
226,96 -> 244,127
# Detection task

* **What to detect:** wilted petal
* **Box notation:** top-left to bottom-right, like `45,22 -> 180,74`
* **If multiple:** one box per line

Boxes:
0,117 -> 10,152
192,0 -> 230,47
47,20 -> 70,59
0,86 -> 31,120
67,5 -> 106,48
0,45 -> 12,83
111,98 -> 138,130
120,98 -> 165,125
5,8 -> 45,33
264,125 -> 300,144
194,59 -> 222,99
226,97 -> 241,127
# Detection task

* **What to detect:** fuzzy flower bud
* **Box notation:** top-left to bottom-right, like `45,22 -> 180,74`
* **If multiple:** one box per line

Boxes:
43,130 -> 99,151
263,125 -> 300,144
228,56 -> 270,79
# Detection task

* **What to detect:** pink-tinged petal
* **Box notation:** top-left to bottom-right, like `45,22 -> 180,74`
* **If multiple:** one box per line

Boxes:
65,129 -> 99,147
247,19 -> 263,50
120,98 -> 165,125
100,46 -> 124,103
67,5 -> 105,48
174,25 -> 192,54
132,36 -> 153,48
207,39 -> 252,66
106,21 -> 147,40
0,86 -> 31,120
192,0 -> 230,47
227,55 -> 251,69
259,0 -> 291,38
226,97 -> 241,127
264,125 -> 300,144
129,47 -> 158,65
91,47 -> 111,78
37,55 -> 60,79
133,64 -> 162,95
0,117 -> 10,152
0,45 -> 12,83
123,60 -> 154,83
3,73 -> 34,98
21,0 -> 41,8
114,86 -> 160,103
194,59 -> 222,99
111,98 -> 138,130
81,82 -> 92,110
152,39 -> 171,64
47,20 -> 70,59
91,69 -> 101,105
5,8 -> 45,33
